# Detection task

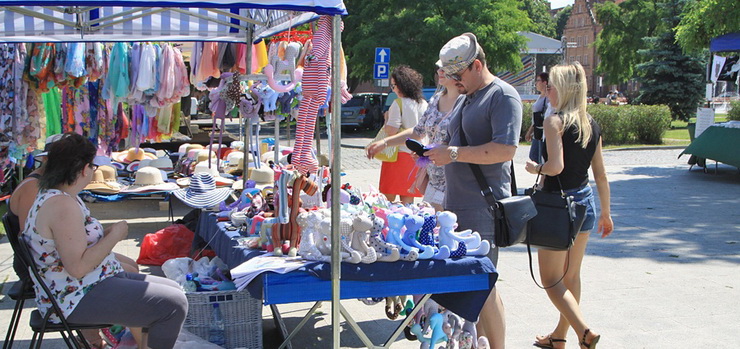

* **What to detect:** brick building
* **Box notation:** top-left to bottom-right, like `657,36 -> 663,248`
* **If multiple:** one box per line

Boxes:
561,0 -> 629,98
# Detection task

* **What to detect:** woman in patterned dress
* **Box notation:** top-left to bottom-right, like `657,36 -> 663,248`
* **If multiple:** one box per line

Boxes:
22,133 -> 187,349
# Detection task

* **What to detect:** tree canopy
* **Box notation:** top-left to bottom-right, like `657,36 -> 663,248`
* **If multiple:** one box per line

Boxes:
593,0 -> 665,84
635,0 -> 705,121
342,0 -> 531,86
675,0 -> 740,53
520,0 -> 556,38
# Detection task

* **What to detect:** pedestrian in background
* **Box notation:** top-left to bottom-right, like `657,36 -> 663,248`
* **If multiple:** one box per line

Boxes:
366,65 -> 427,204
524,72 -> 552,164
525,62 -> 613,349
366,63 -> 459,211
426,32 -> 522,349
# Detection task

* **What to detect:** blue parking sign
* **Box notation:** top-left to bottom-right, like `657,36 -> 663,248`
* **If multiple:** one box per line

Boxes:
374,63 -> 389,79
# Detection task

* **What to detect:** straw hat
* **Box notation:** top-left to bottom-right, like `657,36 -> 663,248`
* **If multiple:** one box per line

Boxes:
230,141 -> 245,151
120,166 -> 179,193
113,148 -> 157,164
224,151 -> 245,173
173,173 -> 233,209
182,143 -> 205,154
250,167 -> 275,190
140,157 -> 174,171
99,165 -> 122,189
84,167 -> 121,194
196,149 -> 218,163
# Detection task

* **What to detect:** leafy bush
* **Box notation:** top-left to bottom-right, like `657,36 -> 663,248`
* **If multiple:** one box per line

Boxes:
588,104 -> 632,145
588,104 -> 670,145
625,105 -> 671,144
728,100 -> 740,121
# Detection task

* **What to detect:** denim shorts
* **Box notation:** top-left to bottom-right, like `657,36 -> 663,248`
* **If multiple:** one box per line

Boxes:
563,184 -> 597,233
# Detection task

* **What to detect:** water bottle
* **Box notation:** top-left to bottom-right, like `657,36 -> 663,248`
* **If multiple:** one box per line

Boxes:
183,274 -> 197,293
208,303 -> 226,346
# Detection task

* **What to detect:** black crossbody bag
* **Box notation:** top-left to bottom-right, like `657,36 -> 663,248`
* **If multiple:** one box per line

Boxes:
458,112 -> 536,248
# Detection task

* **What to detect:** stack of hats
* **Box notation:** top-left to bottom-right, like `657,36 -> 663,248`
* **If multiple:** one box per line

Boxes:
174,173 -> 233,209
83,165 -> 123,194
232,166 -> 275,192
120,166 -> 179,193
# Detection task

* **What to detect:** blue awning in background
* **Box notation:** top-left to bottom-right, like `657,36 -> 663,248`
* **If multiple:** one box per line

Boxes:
710,32 -> 740,53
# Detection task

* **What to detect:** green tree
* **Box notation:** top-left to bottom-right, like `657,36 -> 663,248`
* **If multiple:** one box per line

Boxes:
342,0 -> 531,87
675,0 -> 740,53
554,5 -> 572,40
520,0 -> 556,38
593,0 -> 664,84
634,0 -> 706,121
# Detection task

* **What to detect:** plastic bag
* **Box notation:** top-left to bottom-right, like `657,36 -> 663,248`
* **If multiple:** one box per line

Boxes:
137,224 -> 195,266
174,328 -> 223,349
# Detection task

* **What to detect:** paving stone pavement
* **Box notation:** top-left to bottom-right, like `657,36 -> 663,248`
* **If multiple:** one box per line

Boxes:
1,141 -> 739,348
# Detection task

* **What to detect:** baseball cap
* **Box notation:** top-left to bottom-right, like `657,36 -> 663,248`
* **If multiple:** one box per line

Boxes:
36,134 -> 65,157
438,32 -> 480,76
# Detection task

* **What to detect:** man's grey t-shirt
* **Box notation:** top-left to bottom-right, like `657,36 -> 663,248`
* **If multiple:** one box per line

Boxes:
443,77 -> 523,210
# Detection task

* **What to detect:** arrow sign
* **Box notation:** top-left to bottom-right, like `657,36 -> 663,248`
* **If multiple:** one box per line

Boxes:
375,47 -> 390,63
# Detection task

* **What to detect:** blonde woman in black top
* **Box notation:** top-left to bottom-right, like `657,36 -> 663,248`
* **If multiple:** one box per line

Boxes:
525,62 -> 613,349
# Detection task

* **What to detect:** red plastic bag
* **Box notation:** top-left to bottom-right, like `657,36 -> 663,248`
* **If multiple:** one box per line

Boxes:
137,224 -> 194,266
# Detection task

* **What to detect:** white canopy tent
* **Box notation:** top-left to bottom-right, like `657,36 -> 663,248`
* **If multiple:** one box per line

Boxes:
0,1 -> 348,348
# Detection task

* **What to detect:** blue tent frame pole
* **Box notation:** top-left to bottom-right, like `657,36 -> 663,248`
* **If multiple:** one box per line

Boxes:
329,14 -> 342,349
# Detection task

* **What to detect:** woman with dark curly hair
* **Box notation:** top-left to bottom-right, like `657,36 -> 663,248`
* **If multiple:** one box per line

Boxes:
22,133 -> 187,349
366,65 -> 428,204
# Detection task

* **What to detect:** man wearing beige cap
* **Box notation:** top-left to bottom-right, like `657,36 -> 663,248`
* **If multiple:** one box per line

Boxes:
427,32 -> 523,349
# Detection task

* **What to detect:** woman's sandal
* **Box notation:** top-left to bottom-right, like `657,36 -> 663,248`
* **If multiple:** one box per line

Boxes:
580,329 -> 601,349
533,334 -> 566,349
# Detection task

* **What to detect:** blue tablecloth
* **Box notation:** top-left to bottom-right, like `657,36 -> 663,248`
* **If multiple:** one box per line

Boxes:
197,212 -> 497,321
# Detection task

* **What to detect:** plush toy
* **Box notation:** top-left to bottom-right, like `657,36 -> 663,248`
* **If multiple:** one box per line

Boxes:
367,214 -> 400,262
386,213 -> 419,261
410,312 -> 448,349
297,211 -> 329,261
350,214 -> 378,264
437,211 -> 490,257
417,214 -> 451,260
252,80 -> 279,112
314,217 -> 352,262
272,174 -> 318,257
402,214 -> 436,259
337,217 -> 362,264
441,310 -> 464,349
293,16 -> 333,174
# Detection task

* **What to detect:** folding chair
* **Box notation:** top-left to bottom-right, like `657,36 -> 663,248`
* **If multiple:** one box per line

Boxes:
11,219 -> 111,349
2,213 -> 35,349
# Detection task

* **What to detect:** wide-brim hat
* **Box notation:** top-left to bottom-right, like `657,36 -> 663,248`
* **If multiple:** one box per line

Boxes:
230,141 -> 245,151
439,32 -> 480,76
113,148 -> 157,164
173,173 -> 233,209
99,165 -> 123,189
121,166 -> 179,193
224,151 -> 245,170
250,166 -> 274,190
141,157 -> 174,171
196,149 -> 218,163
84,168 -> 121,194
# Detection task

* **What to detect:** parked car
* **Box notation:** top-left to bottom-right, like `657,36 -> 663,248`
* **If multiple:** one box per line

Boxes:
340,93 -> 387,130
382,87 -> 438,113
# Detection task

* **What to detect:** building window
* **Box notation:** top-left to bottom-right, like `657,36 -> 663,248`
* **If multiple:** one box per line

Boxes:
584,54 -> 589,65
576,55 -> 581,63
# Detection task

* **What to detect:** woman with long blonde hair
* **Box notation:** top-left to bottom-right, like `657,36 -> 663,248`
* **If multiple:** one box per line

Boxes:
525,62 -> 613,349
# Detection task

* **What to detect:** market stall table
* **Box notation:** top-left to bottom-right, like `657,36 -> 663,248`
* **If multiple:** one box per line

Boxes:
196,212 -> 497,348
679,125 -> 740,170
